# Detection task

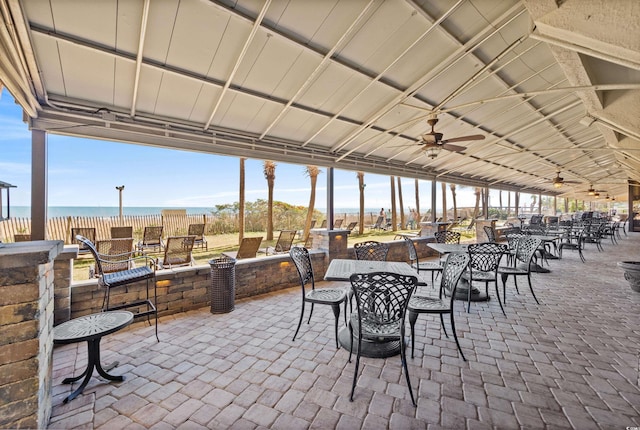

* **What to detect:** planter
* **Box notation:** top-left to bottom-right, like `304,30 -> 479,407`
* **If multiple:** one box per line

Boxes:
618,261 -> 640,292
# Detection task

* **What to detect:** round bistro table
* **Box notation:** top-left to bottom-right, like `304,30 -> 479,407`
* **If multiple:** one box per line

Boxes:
54,311 -> 134,403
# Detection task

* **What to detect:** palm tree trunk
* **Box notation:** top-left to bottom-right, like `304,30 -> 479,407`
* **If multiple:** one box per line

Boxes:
390,176 -> 397,231
397,177 -> 405,229
450,183 -> 458,221
238,158 -> 246,244
469,187 -> 481,229
357,172 -> 365,235
414,179 -> 420,222
499,190 -> 503,211
263,161 -> 276,241
303,166 -> 319,241
441,182 -> 447,222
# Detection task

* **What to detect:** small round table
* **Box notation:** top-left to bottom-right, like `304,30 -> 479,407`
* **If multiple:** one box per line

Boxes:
54,311 -> 133,403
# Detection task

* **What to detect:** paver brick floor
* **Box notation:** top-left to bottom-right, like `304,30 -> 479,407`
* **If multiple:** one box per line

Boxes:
49,232 -> 640,429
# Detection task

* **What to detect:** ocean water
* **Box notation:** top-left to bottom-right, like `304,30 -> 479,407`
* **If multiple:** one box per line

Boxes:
7,206 -> 377,218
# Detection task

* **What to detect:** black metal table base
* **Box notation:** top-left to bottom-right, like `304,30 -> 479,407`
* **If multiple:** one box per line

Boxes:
338,327 -> 401,358
62,338 -> 124,404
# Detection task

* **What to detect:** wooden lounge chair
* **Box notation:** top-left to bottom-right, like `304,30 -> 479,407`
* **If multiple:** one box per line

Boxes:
260,230 -> 297,255
223,237 -> 263,260
110,226 -> 133,239
159,236 -> 196,269
188,223 -> 207,250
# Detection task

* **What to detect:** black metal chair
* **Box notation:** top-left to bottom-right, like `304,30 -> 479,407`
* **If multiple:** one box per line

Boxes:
483,225 -> 496,243
461,242 -> 506,312
403,236 -> 442,287
353,240 -> 389,261
348,272 -> 417,406
497,236 -> 542,312
77,235 -> 158,341
407,252 -> 470,361
558,226 -> 587,263
434,230 -> 461,244
289,247 -> 347,348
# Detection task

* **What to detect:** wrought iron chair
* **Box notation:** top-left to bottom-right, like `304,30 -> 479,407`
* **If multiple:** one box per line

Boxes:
188,223 -> 207,250
96,238 -> 135,273
353,240 -> 389,261
260,230 -> 297,255
483,225 -> 496,243
110,226 -> 133,239
137,226 -> 164,254
289,247 -> 347,348
159,236 -> 196,269
558,226 -> 587,263
407,252 -> 470,360
434,230 -> 461,244
403,236 -> 442,287
497,236 -> 542,312
348,272 -> 417,405
461,242 -> 507,312
71,227 -> 96,254
76,235 -> 158,341
223,237 -> 263,259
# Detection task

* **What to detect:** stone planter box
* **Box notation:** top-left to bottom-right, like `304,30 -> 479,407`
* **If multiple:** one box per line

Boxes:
618,261 -> 640,292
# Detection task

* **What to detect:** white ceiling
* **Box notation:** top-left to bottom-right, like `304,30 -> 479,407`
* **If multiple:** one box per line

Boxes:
1,0 -> 639,201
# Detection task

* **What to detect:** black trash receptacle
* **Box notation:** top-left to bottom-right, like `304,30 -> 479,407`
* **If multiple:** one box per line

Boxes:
209,257 -> 236,313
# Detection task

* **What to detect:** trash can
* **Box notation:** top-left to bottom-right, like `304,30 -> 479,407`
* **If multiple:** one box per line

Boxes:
209,257 -> 236,314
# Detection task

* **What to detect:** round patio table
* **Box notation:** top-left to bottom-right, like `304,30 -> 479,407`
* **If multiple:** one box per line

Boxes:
54,311 -> 133,403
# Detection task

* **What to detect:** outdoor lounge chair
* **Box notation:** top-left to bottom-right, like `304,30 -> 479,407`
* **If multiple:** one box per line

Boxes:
137,226 -> 164,254
345,221 -> 358,233
260,230 -> 297,255
110,226 -> 133,239
222,237 -> 263,260
188,223 -> 207,250
333,219 -> 344,229
367,216 -> 385,231
159,236 -> 196,269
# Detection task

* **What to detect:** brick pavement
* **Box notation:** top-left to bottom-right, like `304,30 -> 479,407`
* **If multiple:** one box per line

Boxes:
49,232 -> 640,429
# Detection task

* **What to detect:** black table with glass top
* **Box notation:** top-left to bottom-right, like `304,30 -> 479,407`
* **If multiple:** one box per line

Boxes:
54,311 -> 134,403
324,259 -> 417,358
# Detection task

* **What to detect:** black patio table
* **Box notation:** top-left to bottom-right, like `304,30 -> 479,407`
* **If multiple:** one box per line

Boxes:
54,311 -> 133,403
324,259 -> 417,358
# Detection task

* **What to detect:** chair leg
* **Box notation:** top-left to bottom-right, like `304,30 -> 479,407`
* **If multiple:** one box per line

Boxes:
449,311 -> 466,361
350,336 -> 362,402
495,281 -> 506,317
466,281 -> 472,313
408,310 -> 418,359
399,332 -> 417,407
331,304 -> 341,349
527,274 -> 539,304
307,303 -> 315,324
292,300 -> 306,341
439,314 -> 449,338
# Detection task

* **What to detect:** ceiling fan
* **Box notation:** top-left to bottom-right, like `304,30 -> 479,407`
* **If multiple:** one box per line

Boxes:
551,171 -> 580,189
581,184 -> 607,197
413,116 -> 485,159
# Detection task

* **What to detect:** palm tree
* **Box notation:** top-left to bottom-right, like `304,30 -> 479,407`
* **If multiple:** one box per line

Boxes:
469,187 -> 482,229
499,190 -> 503,211
238,158 -> 246,244
357,171 -> 365,235
450,183 -> 458,221
397,177 -> 405,229
414,179 -> 420,222
441,182 -> 447,221
530,194 -> 537,213
263,161 -> 276,241
390,176 -> 397,231
303,166 -> 320,241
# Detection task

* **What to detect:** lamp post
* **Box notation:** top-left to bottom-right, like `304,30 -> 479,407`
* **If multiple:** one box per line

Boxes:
116,185 -> 125,220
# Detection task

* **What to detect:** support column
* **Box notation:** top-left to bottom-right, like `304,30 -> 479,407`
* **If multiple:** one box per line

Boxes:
326,167 -> 334,230
430,180 -> 437,222
31,130 -> 47,240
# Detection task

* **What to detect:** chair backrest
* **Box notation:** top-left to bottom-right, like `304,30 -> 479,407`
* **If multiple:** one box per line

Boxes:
75,235 -> 105,274
96,238 -> 134,273
275,230 -> 297,253
349,272 -> 416,336
188,223 -> 205,240
434,230 -> 461,244
320,220 -> 328,229
142,226 -> 163,245
467,242 -> 506,272
310,219 -> 317,229
236,237 -> 263,259
483,225 -> 496,243
14,234 -> 31,242
373,216 -> 384,228
333,219 -> 344,229
162,236 -> 195,268
514,236 -> 542,267
530,214 -> 544,225
440,252 -> 470,299
111,226 -> 133,239
506,233 -> 527,254
290,246 -> 315,290
403,236 -> 419,265
346,221 -> 358,232
71,227 -> 96,251
354,241 -> 389,261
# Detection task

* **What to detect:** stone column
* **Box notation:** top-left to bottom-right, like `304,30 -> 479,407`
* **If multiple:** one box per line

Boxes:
315,229 -> 350,261
0,240 -> 63,429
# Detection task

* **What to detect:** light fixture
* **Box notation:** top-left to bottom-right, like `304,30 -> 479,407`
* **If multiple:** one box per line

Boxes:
553,181 -> 562,189
594,192 -> 600,198
425,146 -> 442,159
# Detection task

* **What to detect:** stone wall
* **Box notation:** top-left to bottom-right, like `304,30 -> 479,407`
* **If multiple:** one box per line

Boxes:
0,241 -> 63,429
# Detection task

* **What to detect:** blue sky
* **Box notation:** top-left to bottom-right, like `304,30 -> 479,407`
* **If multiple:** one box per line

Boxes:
0,88 -> 489,210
